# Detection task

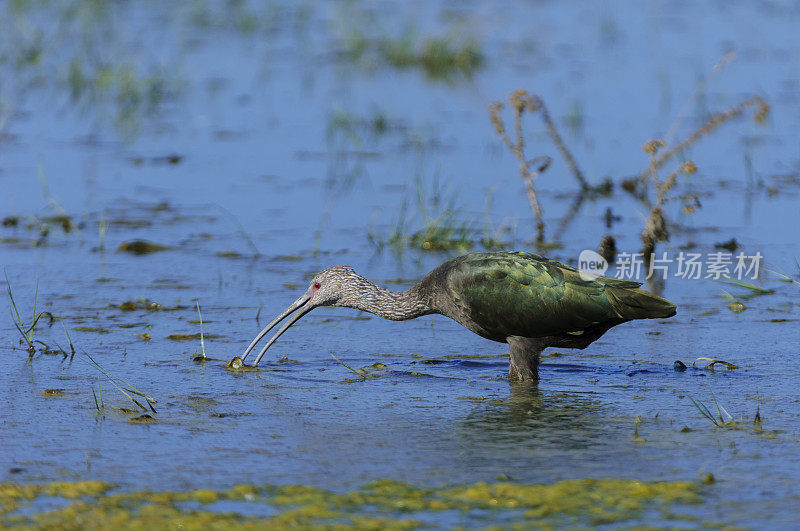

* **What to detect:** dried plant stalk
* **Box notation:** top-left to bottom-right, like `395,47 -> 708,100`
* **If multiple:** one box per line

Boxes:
489,89 -> 587,244
636,95 -> 769,183
640,140 -> 698,263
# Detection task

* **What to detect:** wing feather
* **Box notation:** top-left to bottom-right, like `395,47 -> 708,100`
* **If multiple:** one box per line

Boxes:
439,252 -> 674,340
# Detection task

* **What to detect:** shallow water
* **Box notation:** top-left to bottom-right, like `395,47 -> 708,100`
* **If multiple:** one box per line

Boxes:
1,1 -> 799,528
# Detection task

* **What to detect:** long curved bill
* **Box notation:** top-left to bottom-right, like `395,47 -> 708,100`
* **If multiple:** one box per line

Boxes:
240,293 -> 314,366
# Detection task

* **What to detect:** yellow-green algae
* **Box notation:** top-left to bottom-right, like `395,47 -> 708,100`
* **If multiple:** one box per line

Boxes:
1,477 -> 704,529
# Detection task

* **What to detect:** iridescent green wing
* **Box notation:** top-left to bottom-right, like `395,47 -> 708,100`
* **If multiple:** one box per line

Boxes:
445,252 -> 641,339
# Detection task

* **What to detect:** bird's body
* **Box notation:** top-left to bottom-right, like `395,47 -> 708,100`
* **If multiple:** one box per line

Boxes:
240,251 -> 677,381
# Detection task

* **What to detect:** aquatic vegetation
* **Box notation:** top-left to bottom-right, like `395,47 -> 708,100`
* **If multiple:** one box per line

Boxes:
83,353 -> 157,414
0,477 -> 706,528
227,356 -> 244,370
195,301 -> 207,360
326,106 -> 400,147
165,333 -> 223,342
73,326 -> 110,334
633,416 -> 646,443
378,33 -> 483,79
727,300 -> 746,313
2,2 -> 183,136
404,213 -> 476,252
128,414 -> 157,424
370,174 -> 482,253
718,276 -> 774,298
5,275 -> 46,354
340,23 -> 483,80
116,240 -> 170,255
687,391 -> 772,436
767,264 -> 800,288
5,279 -> 75,358
117,298 -> 163,312
691,357 -> 740,371
718,277 -> 775,312
0,94 -> 11,137
325,349 -> 387,381
328,350 -> 367,380
688,393 -> 737,429
225,356 -> 260,372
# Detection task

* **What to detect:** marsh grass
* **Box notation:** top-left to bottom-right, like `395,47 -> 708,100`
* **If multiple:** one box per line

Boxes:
3,2 -> 183,137
195,301 -> 207,360
688,393 -> 736,428
6,275 -> 46,354
327,349 -> 367,381
55,321 -> 77,360
98,211 -> 109,252
717,276 -> 774,300
326,107 -> 398,147
378,33 -> 482,79
371,173 -> 516,253
340,23 -> 483,80
767,263 -> 800,288
84,353 -> 157,414
68,58 -> 179,136
371,173 -> 481,253
0,94 -> 11,139
688,389 -> 771,436
92,380 -> 104,412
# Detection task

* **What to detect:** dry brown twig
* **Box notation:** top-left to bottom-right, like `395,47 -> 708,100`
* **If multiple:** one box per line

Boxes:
489,89 -> 588,244
635,94 -> 768,263
640,140 -> 699,261
635,95 -> 769,185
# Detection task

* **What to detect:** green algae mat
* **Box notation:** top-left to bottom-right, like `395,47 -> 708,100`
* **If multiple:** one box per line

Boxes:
1,478 -> 706,529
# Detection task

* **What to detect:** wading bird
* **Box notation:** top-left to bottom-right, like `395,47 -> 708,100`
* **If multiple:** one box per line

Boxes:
238,252 -> 676,380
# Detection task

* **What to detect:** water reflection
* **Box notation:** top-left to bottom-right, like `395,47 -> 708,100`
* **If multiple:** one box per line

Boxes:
456,382 -> 608,452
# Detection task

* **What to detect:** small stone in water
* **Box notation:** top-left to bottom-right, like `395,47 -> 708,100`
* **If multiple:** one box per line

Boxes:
227,356 -> 244,369
673,360 -> 687,372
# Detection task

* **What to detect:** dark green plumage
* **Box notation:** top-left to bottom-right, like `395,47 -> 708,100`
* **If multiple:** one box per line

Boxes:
418,252 -> 676,379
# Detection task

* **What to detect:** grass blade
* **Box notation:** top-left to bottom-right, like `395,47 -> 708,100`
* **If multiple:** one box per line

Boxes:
196,301 -> 206,358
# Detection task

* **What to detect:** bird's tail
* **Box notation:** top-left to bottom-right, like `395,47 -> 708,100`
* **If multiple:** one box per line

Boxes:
605,284 -> 677,320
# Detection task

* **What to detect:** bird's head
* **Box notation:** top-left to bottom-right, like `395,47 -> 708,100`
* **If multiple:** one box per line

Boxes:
238,266 -> 364,366
306,266 -> 363,307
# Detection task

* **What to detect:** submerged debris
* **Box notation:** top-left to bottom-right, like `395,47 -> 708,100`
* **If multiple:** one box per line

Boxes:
714,238 -> 739,252
128,414 -> 157,423
117,298 -> 163,311
728,301 -> 747,313
116,240 -> 169,255
692,357 -> 740,371
166,333 -> 222,341
598,235 -> 617,264
74,326 -> 110,334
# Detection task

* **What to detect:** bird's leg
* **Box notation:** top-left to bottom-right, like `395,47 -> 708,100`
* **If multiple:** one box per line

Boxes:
507,336 -> 543,382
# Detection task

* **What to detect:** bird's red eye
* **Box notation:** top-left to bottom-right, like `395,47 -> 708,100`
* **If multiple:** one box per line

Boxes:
314,282 -> 321,289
